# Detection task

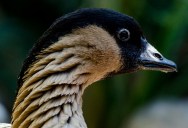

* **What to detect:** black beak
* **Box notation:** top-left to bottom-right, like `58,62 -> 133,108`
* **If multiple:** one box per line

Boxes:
139,38 -> 177,73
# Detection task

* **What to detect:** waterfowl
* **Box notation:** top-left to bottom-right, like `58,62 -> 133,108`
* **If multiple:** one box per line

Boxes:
0,8 -> 177,128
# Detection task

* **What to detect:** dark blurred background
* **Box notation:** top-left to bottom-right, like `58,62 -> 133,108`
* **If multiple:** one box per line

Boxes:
0,0 -> 188,128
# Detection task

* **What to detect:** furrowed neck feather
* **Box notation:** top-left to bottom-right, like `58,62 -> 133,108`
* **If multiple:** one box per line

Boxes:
12,25 -> 121,128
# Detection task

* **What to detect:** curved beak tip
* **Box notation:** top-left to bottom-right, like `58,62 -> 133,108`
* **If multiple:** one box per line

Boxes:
160,58 -> 178,73
139,38 -> 178,73
169,62 -> 178,72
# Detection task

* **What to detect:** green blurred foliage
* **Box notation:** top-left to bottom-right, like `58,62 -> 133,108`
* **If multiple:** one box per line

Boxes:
0,0 -> 187,128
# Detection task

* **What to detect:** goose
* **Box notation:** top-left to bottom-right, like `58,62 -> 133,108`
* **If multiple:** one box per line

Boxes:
0,8 -> 177,128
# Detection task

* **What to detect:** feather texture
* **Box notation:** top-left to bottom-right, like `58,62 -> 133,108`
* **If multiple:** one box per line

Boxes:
11,25 -> 121,128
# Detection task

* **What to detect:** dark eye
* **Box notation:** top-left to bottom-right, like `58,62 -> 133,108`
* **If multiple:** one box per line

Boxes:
117,28 -> 130,41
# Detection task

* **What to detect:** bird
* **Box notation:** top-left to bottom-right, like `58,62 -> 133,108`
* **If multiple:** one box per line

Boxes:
0,8 -> 177,128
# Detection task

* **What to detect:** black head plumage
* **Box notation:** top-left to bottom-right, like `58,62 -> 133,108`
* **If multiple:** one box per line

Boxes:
18,8 -> 177,88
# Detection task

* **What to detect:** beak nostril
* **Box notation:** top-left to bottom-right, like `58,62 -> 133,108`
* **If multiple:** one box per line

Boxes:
153,53 -> 163,60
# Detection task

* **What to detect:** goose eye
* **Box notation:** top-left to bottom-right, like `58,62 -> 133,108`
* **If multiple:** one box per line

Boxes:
118,28 -> 130,41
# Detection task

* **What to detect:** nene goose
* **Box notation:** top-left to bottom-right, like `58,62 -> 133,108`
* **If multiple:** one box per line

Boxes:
0,8 -> 177,128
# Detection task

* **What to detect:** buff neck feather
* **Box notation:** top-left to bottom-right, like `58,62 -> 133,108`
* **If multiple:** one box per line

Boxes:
11,25 -> 122,128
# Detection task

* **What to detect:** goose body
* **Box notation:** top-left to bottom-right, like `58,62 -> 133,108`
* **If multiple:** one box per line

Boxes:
0,8 -> 176,128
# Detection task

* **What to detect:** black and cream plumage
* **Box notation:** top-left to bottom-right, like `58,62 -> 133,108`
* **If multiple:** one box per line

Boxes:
0,8 -> 176,128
